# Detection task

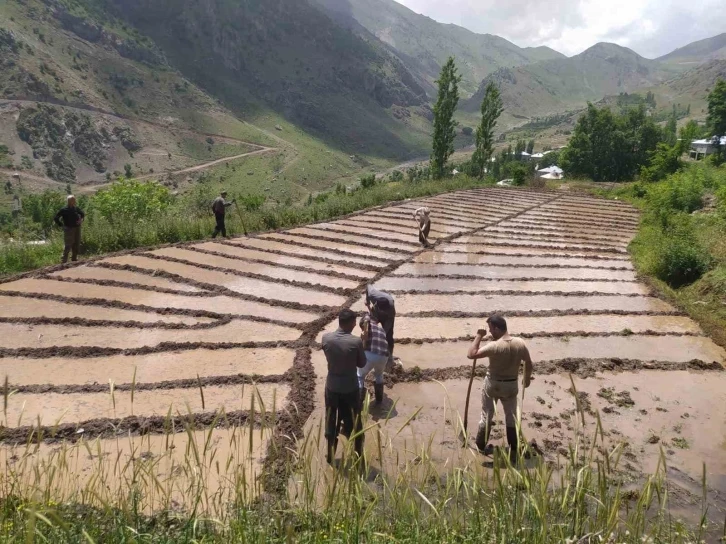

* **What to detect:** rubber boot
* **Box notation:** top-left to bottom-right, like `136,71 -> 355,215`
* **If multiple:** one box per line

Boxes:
475,424 -> 493,454
373,383 -> 384,405
506,426 -> 519,465
326,438 -> 338,465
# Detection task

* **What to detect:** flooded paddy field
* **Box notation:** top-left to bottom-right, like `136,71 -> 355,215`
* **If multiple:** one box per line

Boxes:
1,187 -> 723,529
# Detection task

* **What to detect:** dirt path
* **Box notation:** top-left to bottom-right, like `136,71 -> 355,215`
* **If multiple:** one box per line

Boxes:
0,188 -> 724,530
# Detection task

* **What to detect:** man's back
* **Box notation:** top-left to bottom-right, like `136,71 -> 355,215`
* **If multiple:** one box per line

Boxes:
479,336 -> 528,381
322,329 -> 365,393
212,196 -> 226,215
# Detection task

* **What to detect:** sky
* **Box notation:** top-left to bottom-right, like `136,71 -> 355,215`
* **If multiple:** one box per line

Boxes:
395,0 -> 726,58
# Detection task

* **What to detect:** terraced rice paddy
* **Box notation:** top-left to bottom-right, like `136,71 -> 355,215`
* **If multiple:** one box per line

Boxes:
1,187 -> 725,522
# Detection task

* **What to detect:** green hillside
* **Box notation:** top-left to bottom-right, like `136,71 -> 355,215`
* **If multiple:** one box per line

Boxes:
462,43 -> 681,120
310,0 -> 564,96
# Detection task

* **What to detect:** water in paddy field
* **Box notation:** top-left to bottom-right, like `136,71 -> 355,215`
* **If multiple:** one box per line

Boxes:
1,189 -> 724,533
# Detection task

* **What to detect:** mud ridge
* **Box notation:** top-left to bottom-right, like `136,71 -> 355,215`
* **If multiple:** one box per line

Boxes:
482,228 -> 632,245
439,249 -> 631,261
0,315 -> 230,330
360,210 -> 486,228
385,290 -> 649,297
389,273 -> 637,283
253,236 -> 400,263
332,219 -> 459,238
426,199 -> 547,216
430,193 -> 548,209
473,233 -> 628,249
282,228 -> 419,253
138,251 -> 353,297
305,224 -> 426,247
389,331 -> 703,344
497,221 -> 635,237
382,358 -> 722,385
0,340 -> 303,360
9,372 -> 291,395
77,264 -> 337,314
0,289 -> 309,330
41,274 -> 217,298
217,240 -> 382,272
0,409 -> 273,445
407,261 -> 633,271
396,309 -> 683,318
539,204 -> 640,218
520,212 -> 639,229
446,240 -> 628,254
185,246 -> 369,282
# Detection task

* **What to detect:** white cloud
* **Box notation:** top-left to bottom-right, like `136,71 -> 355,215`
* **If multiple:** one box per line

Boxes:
395,0 -> 726,57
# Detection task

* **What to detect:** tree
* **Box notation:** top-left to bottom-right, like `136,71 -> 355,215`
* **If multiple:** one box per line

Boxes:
471,82 -> 503,179
707,79 -> 726,136
124,163 -> 132,178
678,120 -> 701,155
94,178 -> 171,224
526,139 -> 535,154
707,79 -> 726,161
560,103 -> 663,182
514,139 -> 526,161
664,106 -> 677,147
430,57 -> 461,179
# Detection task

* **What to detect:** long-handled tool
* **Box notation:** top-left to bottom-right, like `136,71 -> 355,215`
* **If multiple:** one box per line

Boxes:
234,201 -> 248,236
459,358 -> 478,447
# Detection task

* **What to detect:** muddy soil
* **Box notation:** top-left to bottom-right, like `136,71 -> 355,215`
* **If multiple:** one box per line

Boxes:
52,266 -> 203,292
391,263 -> 637,281
413,251 -> 633,269
0,347 -> 295,388
191,242 -> 374,280
262,233 -> 405,261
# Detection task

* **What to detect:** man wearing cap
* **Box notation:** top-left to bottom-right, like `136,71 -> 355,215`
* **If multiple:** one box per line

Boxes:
467,314 -> 533,463
322,308 -> 367,465
365,286 -> 396,369
413,206 -> 431,246
211,191 -> 235,238
54,195 -> 85,263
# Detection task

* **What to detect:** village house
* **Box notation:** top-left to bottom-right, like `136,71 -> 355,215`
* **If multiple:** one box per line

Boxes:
690,136 -> 726,160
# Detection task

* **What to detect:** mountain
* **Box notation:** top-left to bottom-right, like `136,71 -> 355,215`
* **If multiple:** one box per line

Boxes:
463,43 -> 677,119
310,0 -> 565,96
658,33 -> 726,66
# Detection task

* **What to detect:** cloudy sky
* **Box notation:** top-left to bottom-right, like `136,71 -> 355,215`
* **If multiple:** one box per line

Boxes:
395,0 -> 726,58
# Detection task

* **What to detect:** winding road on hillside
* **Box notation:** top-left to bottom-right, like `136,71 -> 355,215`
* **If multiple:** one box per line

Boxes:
0,187 -> 724,527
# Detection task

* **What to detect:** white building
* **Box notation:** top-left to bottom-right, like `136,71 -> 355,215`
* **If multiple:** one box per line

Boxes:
690,136 -> 726,160
537,165 -> 564,180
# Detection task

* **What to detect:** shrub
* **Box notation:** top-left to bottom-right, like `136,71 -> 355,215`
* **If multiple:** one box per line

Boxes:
239,194 -> 265,212
461,126 -> 473,136
93,178 -> 171,224
651,217 -> 711,287
389,170 -> 403,182
360,173 -> 376,189
511,164 -> 529,186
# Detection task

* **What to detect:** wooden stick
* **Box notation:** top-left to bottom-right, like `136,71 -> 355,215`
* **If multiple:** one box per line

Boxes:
461,358 -> 478,446
234,201 -> 248,236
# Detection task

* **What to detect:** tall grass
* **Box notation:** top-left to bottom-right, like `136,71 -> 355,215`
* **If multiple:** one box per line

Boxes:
0,176 -> 491,277
0,381 -> 710,542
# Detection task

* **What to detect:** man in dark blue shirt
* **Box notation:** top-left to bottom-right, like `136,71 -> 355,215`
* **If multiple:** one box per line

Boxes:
54,195 -> 85,263
322,308 -> 366,465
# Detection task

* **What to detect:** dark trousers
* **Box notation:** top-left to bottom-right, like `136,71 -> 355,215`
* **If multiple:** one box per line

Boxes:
212,213 -> 226,238
380,310 -> 395,357
62,227 -> 81,263
419,222 -> 431,245
325,387 -> 363,455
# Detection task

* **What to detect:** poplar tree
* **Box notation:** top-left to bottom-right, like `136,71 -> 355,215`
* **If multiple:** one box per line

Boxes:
430,57 -> 461,179
471,82 -> 503,179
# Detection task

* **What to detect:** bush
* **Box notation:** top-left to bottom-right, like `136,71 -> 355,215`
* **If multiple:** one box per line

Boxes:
92,178 -> 171,224
461,126 -> 473,136
651,217 -> 711,287
360,173 -> 376,189
239,194 -> 265,212
389,170 -> 404,182
511,163 -> 529,186
647,167 -> 705,227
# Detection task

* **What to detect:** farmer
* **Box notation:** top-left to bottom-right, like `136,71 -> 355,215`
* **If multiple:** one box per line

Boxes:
322,309 -> 366,465
413,206 -> 431,246
211,191 -> 235,238
365,286 -> 396,369
54,195 -> 85,263
358,309 -> 389,405
466,314 -> 533,463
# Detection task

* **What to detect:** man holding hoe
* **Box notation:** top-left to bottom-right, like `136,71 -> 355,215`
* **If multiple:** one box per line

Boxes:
211,190 -> 235,239
413,206 -> 432,247
466,314 -> 533,463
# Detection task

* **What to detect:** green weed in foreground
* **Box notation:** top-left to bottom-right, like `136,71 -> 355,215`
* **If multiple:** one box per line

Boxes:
0,383 -> 713,543
0,175 -> 490,277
